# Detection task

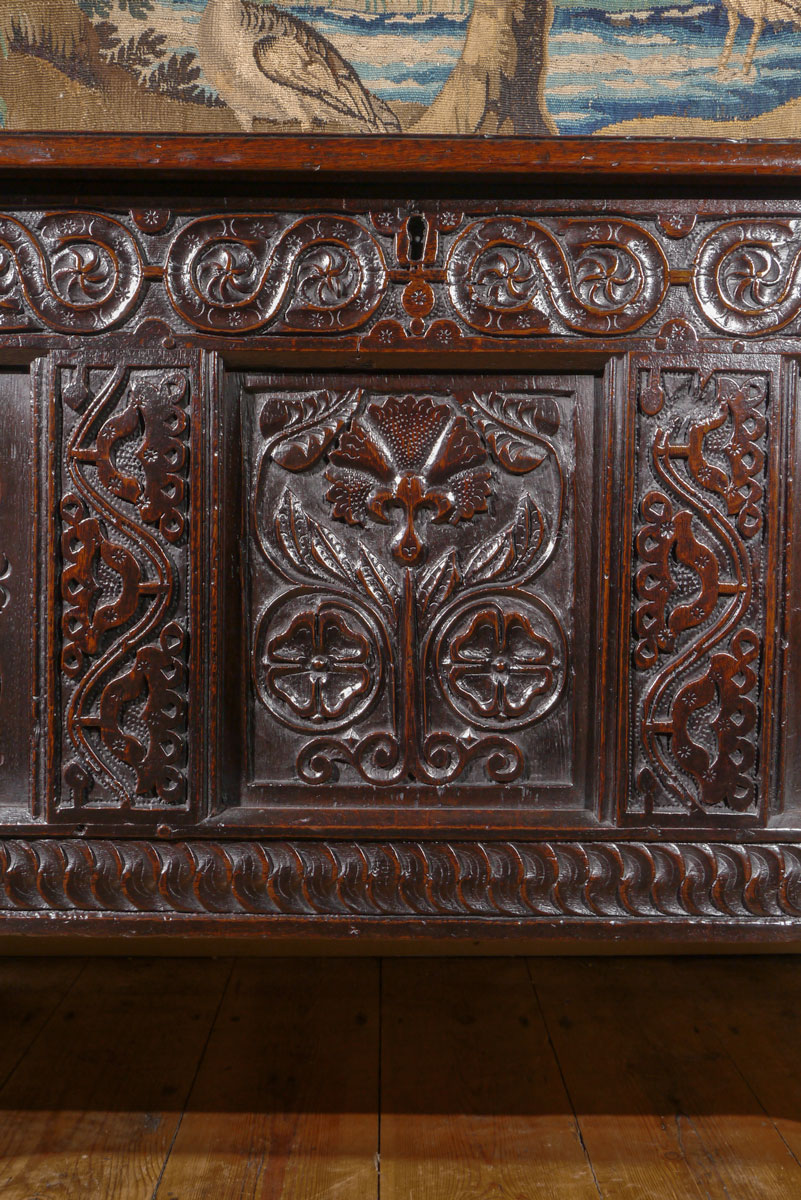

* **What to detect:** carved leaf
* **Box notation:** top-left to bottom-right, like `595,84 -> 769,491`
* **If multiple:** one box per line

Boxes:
484,423 -> 547,474
308,521 -> 352,583
463,495 -> 545,585
272,389 -> 362,472
527,394 -> 561,436
357,545 -> 398,617
466,391 -> 556,475
274,490 -> 353,584
514,493 -> 545,561
418,549 -> 461,617
463,525 -> 516,584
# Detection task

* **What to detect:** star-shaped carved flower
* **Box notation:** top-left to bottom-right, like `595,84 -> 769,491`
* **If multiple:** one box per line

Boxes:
325,394 -> 491,565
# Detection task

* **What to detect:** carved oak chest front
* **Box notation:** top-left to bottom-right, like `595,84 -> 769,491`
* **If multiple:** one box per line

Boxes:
1,137 -> 800,945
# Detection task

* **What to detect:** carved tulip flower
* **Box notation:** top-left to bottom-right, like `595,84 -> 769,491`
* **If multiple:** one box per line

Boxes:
448,605 -> 557,722
264,606 -> 371,722
325,394 -> 491,564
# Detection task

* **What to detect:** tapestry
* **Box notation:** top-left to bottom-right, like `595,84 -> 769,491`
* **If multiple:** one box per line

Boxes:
1,0 -> 800,135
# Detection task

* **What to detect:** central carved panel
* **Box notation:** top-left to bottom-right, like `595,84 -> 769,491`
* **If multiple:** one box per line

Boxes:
240,373 -> 604,818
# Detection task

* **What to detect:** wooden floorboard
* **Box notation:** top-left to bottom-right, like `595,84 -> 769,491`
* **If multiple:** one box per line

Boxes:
153,958 -> 380,1200
0,957 -> 86,1087
0,957 -> 232,1200
530,957 -> 801,1200
0,955 -> 799,1198
661,958 -> 801,1171
379,957 -> 602,1200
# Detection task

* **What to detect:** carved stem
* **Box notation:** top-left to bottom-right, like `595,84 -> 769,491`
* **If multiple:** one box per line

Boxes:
400,566 -> 421,779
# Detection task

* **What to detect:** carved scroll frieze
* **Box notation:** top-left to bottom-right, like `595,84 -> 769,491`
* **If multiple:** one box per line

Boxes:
0,213 -> 143,333
245,376 -> 591,800
629,364 -> 775,819
165,215 -> 388,333
3,207 -> 801,341
50,353 -> 198,815
2,837 -> 801,923
447,217 -> 669,335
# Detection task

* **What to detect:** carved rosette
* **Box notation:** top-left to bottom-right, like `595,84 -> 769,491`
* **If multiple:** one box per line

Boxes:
692,220 -> 801,336
54,356 -> 194,812
0,213 -> 143,332
630,364 -> 772,817
248,382 -> 574,789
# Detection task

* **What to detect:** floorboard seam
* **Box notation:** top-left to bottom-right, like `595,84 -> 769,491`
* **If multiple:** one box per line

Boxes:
712,1026 -> 801,1178
149,956 -> 237,1200
0,958 -> 90,1095
524,958 -> 605,1200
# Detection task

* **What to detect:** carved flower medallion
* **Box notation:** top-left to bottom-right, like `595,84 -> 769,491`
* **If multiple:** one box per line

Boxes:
436,598 -> 566,730
256,598 -> 382,731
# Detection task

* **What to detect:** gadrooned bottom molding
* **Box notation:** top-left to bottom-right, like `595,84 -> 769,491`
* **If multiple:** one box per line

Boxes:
1,838 -> 801,921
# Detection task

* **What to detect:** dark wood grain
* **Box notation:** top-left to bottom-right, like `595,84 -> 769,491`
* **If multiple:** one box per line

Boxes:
531,958 -> 801,1198
153,959 -> 379,1200
4,956 -> 801,1193
0,958 -> 231,1199
380,958 -> 601,1200
0,136 -> 799,179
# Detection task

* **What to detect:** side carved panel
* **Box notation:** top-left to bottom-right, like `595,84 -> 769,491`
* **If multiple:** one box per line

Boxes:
46,351 -> 201,817
241,373 -> 603,815
628,360 -> 777,820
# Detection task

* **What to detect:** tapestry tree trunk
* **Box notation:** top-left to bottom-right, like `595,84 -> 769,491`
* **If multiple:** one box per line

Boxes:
413,0 -> 556,135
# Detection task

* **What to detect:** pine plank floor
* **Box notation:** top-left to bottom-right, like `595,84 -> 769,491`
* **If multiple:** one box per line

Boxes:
0,955 -> 799,1198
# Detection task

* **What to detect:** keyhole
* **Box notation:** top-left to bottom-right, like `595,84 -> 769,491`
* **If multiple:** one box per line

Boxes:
406,213 -> 427,263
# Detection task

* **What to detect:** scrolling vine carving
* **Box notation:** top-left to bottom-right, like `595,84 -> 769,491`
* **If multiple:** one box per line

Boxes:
447,217 -> 669,335
630,364 -> 773,817
247,378 -> 578,791
54,355 -> 195,813
164,212 -> 670,338
692,220 -> 801,336
0,213 -> 143,332
165,215 -> 388,333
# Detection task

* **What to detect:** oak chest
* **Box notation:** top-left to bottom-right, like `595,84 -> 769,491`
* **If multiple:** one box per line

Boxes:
0,136 -> 798,946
